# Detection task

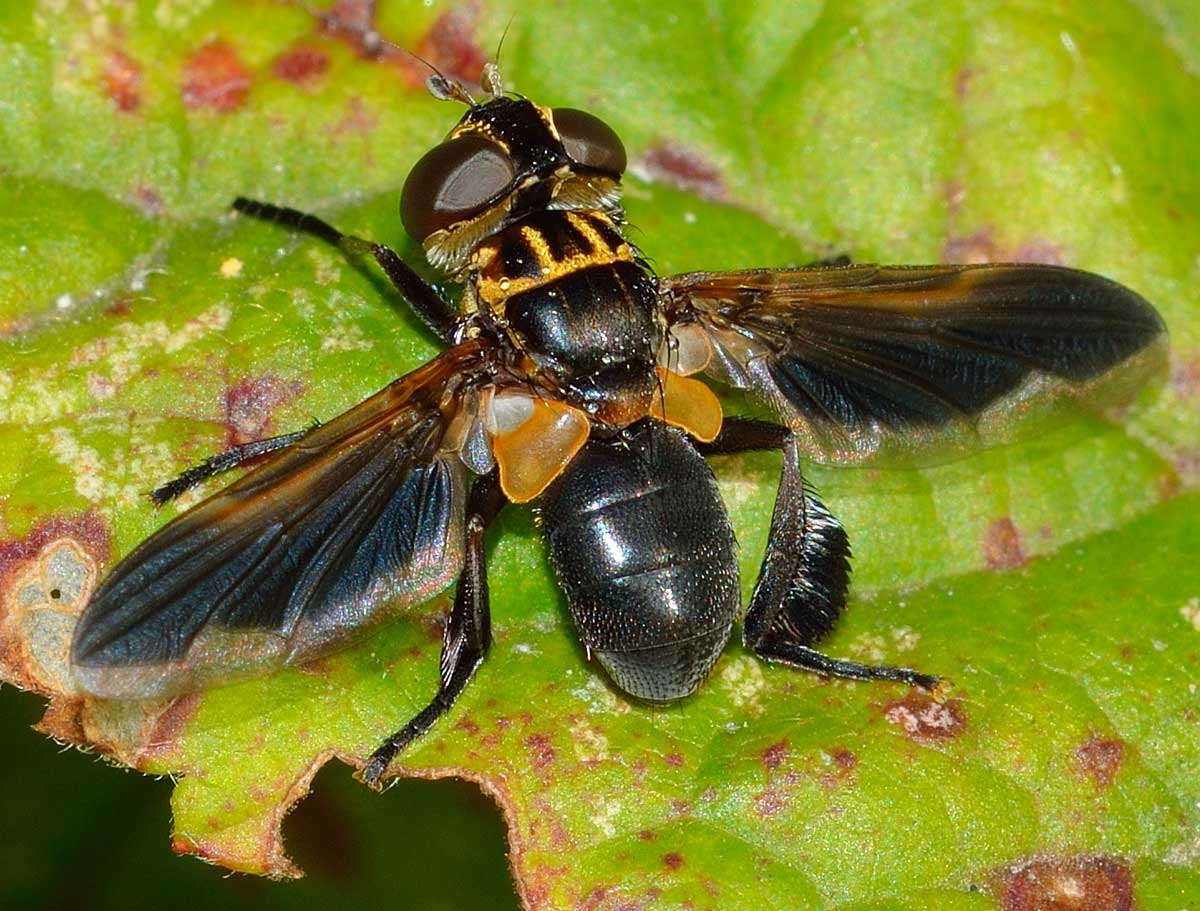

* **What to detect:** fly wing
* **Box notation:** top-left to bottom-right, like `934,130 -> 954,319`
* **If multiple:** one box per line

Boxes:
70,343 -> 491,699
661,264 -> 1167,464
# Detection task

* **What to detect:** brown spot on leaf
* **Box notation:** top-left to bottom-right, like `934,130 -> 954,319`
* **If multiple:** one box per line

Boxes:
944,178 -> 966,215
955,66 -> 972,100
106,297 -> 133,317
883,692 -> 967,743
637,829 -> 655,841
640,142 -> 727,200
1074,735 -> 1125,790
995,854 -> 1133,911
985,517 -> 1028,571
831,747 -> 858,772
662,751 -> 684,768
182,41 -> 253,112
663,852 -> 684,870
272,45 -> 330,89
762,738 -> 788,771
525,733 -> 556,770
104,49 -> 143,112
224,373 -> 305,447
138,693 -> 202,764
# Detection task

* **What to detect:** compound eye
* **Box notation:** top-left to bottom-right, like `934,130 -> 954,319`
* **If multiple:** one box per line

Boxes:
552,107 -> 626,175
400,134 -> 516,240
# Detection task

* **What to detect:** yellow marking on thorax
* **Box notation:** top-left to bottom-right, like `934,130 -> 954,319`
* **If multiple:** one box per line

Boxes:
471,212 -> 634,313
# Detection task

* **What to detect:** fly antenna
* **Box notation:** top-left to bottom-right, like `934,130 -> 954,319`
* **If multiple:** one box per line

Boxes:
399,48 -> 475,106
482,17 -> 515,98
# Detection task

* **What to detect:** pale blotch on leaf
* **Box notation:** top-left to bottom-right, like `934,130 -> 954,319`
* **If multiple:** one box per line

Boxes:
319,290 -> 376,353
717,655 -> 767,714
849,632 -> 887,663
1180,597 -> 1200,631
569,718 -> 610,765
219,256 -> 243,278
43,427 -> 106,503
4,538 -> 95,693
891,626 -> 920,651
305,247 -> 342,286
41,425 -> 179,509
589,794 -> 623,837
713,455 -> 763,511
572,674 -> 632,715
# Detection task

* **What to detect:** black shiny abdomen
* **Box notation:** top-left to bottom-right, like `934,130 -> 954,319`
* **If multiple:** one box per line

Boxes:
540,421 -> 739,702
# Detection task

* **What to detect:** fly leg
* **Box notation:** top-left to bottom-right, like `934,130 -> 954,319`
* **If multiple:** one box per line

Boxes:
363,471 -> 508,786
697,418 -> 939,689
231,197 -> 458,342
150,427 -> 312,505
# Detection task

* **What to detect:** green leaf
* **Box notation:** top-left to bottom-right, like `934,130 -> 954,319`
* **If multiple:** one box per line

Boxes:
2,1 -> 1197,909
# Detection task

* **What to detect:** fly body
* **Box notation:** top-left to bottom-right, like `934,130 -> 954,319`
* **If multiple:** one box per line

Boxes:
69,64 -> 1167,785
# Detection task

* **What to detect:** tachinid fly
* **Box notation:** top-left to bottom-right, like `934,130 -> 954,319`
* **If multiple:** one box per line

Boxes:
69,64 -> 1167,785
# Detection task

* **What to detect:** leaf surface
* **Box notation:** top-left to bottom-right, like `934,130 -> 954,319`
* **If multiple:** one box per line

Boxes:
1,1 -> 1197,908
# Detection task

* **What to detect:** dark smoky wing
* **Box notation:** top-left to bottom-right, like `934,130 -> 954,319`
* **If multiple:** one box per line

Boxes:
70,344 -> 488,699
662,264 -> 1166,464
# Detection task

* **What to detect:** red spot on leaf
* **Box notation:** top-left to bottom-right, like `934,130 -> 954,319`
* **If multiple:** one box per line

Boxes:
944,227 -> 1070,268
753,789 -> 784,817
1074,735 -> 1125,790
662,751 -> 684,768
579,885 -> 612,911
985,517 -> 1028,571
761,738 -> 788,771
331,95 -> 377,136
135,184 -> 164,215
641,142 -> 726,200
272,45 -> 329,89
1170,358 -> 1200,400
662,852 -> 684,870
883,692 -> 967,743
456,716 -> 480,736
104,49 -> 143,112
1012,239 -> 1066,265
525,733 -> 556,770
995,854 -> 1133,911
318,0 -> 388,58
0,512 -> 110,592
182,41 -> 253,112
943,227 -> 1000,264
224,373 -> 305,447
415,9 -> 488,86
